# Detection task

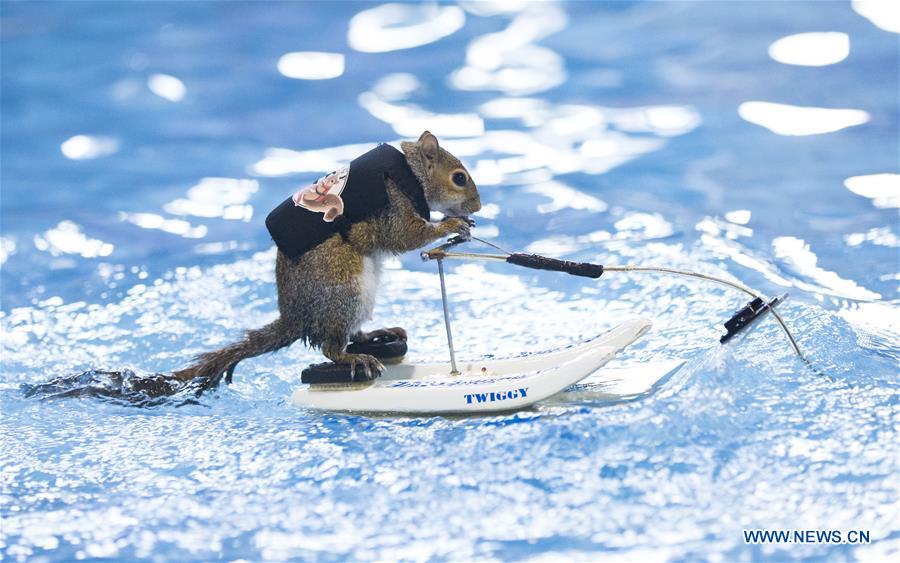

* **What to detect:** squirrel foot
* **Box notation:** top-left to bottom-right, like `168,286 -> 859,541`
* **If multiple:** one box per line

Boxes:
323,342 -> 384,380
352,327 -> 407,343
345,353 -> 384,381
323,353 -> 383,381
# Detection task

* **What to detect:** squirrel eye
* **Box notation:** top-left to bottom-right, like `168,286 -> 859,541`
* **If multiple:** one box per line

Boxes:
452,171 -> 467,187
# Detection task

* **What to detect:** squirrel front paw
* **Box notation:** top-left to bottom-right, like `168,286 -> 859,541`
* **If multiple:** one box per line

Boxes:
438,217 -> 471,239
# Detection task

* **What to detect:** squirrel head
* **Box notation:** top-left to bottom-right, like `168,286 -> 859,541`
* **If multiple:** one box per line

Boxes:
401,131 -> 481,217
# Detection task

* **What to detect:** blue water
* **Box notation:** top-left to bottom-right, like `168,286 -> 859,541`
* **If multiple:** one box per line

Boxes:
2,1 -> 898,560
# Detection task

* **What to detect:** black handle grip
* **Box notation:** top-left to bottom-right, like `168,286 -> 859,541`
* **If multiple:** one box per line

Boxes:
506,253 -> 604,278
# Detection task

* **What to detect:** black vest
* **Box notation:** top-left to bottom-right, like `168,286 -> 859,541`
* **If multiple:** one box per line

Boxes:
265,144 -> 430,260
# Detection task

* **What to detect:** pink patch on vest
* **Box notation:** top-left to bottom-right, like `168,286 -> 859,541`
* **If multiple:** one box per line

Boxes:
293,167 -> 350,222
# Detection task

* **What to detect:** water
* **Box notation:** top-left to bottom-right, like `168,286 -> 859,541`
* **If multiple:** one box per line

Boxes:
1,1 -> 898,560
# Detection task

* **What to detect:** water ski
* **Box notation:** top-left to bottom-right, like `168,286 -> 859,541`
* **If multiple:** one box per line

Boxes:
291,318 -> 651,414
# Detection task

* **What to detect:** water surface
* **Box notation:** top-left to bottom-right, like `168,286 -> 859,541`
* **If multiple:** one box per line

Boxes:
1,1 -> 898,560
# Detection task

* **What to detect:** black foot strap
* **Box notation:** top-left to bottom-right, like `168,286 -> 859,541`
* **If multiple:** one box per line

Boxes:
302,335 -> 408,384
347,333 -> 407,360
301,362 -> 376,385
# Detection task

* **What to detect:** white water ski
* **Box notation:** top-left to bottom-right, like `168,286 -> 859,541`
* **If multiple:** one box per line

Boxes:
290,318 -> 652,414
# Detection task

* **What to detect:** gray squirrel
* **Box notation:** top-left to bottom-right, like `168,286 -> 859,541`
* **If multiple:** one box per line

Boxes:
173,131 -> 481,389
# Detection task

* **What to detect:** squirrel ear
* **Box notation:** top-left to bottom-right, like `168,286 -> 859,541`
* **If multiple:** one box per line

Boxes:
418,131 -> 439,162
417,131 -> 439,178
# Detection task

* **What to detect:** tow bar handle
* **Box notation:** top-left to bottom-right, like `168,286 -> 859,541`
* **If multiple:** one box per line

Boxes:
506,253 -> 604,278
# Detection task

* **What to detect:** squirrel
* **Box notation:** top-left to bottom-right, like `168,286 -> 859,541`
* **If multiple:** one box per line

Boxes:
172,131 -> 481,389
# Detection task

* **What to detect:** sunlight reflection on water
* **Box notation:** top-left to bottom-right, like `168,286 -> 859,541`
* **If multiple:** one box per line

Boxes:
738,101 -> 870,136
768,32 -> 850,66
163,178 -> 257,222
120,212 -> 208,239
147,74 -> 186,102
348,3 -> 466,53
852,0 -> 900,33
843,173 -> 900,209
33,221 -> 114,259
277,52 -> 345,80
772,236 -> 881,301
449,3 -> 567,95
358,91 -> 485,138
60,135 -> 119,160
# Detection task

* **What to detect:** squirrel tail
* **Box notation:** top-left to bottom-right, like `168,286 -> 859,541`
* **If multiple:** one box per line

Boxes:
173,317 -> 298,391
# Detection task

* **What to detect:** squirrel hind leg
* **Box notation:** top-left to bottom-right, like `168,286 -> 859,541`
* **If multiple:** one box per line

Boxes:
322,339 -> 384,381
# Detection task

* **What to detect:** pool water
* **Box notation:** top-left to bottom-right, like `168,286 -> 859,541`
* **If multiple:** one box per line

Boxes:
1,1 -> 898,560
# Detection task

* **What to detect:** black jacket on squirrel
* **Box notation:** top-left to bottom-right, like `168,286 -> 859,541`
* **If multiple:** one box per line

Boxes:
265,143 -> 430,261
